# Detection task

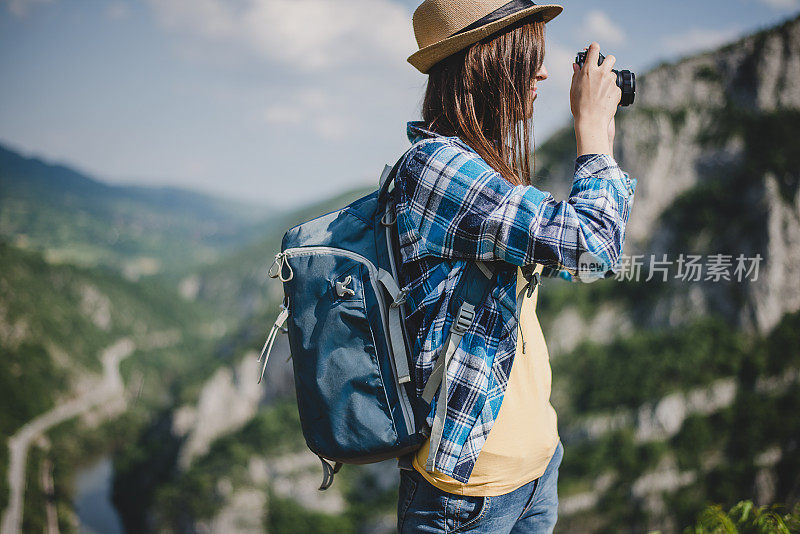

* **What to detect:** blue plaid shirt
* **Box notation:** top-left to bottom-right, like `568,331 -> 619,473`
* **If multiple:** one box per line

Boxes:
393,121 -> 636,482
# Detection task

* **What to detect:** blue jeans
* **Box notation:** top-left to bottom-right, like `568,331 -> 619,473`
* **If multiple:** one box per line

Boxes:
397,440 -> 563,533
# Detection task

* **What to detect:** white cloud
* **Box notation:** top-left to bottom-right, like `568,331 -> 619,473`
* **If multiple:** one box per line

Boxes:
756,0 -> 799,8
147,0 -> 416,72
263,105 -> 303,125
312,115 -> 351,140
106,2 -> 131,21
576,10 -> 626,46
661,27 -> 743,57
3,0 -> 54,16
263,89 -> 354,140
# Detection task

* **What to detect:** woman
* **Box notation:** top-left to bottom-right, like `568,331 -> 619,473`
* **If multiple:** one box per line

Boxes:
394,0 -> 637,532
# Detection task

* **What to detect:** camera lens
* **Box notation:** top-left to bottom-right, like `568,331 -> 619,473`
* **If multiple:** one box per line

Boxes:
575,51 -> 636,107
617,70 -> 636,106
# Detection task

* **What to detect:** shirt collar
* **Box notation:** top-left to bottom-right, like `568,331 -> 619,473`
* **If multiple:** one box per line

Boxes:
406,121 -> 478,155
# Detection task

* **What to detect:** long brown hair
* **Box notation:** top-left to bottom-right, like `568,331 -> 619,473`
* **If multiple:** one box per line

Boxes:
422,14 -> 545,186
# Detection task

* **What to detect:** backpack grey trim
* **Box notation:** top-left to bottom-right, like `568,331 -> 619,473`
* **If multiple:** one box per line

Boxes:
377,268 -> 411,384
420,261 -> 494,472
424,301 -> 476,471
257,302 -> 289,384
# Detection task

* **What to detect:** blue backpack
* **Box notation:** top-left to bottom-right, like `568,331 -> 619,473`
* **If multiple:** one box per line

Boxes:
257,148 -> 496,489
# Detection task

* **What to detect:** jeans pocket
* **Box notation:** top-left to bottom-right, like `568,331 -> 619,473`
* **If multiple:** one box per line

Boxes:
445,493 -> 489,533
516,477 -> 539,522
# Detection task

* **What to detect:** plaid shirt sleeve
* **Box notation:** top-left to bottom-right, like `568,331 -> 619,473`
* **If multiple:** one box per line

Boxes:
542,165 -> 637,281
397,139 -> 637,281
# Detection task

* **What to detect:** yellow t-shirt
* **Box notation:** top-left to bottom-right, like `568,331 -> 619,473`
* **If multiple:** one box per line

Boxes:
412,264 -> 560,496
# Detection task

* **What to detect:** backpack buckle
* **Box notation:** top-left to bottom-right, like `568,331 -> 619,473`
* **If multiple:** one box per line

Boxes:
390,286 -> 409,308
451,303 -> 475,334
525,272 -> 540,298
380,204 -> 396,226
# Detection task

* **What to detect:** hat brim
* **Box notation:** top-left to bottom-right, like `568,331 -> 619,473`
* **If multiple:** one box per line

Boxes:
408,4 -> 563,74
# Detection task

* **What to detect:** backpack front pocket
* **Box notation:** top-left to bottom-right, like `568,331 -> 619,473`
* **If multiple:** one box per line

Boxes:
281,247 -> 399,460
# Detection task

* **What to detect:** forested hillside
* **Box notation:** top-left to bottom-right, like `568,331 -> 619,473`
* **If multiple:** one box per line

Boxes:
124,13 -> 800,534
0,145 -> 272,279
533,12 -> 800,533
2,12 -> 799,534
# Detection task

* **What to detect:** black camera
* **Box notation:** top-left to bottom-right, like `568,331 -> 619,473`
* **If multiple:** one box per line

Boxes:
575,50 -> 636,106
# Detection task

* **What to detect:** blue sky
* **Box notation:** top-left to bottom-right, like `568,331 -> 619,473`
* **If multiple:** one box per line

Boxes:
1,0 -> 798,208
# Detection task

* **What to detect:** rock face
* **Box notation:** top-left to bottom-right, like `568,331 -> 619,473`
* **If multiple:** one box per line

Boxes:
173,353 -> 265,470
751,173 -> 800,332
546,304 -> 633,356
634,21 -> 800,113
171,334 -> 296,470
199,488 -> 266,534
130,14 -> 800,534
539,14 -> 800,336
534,19 -> 800,533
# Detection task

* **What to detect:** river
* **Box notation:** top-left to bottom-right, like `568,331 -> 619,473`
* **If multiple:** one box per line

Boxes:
74,457 -> 123,534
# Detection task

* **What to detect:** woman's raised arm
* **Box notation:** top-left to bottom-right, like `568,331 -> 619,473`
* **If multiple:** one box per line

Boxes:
395,139 -> 636,281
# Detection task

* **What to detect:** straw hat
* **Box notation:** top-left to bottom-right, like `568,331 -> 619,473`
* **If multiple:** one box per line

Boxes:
408,0 -> 563,74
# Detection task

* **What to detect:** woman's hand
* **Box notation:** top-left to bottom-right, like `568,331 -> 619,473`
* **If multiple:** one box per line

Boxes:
570,42 -> 622,157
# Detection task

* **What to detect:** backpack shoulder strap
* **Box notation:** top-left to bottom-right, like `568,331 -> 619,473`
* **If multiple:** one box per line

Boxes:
379,148 -> 498,403
420,261 -> 496,405
421,260 -> 496,471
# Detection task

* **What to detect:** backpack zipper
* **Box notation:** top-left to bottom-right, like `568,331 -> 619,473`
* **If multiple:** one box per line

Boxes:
279,246 -> 416,435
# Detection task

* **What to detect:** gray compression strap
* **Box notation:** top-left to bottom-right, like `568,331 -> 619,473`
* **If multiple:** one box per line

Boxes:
476,261 -> 494,279
420,261 -> 493,472
377,268 -> 411,384
424,302 -> 475,471
420,262 -> 493,403
384,201 -> 414,389
421,352 -> 446,404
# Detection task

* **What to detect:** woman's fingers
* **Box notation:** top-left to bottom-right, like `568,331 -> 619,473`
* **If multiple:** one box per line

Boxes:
601,54 -> 616,73
571,42 -> 622,125
608,72 -> 622,102
584,42 -> 601,72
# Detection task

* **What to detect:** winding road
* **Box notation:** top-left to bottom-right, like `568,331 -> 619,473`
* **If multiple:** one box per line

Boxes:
1,338 -> 135,534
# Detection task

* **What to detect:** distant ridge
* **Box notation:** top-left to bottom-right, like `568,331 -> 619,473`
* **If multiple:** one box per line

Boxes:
0,143 -> 278,277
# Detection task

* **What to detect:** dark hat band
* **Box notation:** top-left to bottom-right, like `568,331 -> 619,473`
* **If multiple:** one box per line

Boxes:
450,0 -> 539,37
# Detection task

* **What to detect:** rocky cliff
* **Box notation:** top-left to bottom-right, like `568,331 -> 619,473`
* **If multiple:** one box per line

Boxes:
539,14 -> 800,337
106,13 -> 800,534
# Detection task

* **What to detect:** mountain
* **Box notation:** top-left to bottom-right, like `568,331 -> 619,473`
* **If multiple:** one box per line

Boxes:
536,13 -> 800,337
530,12 -> 800,533
0,137 -> 378,532
112,13 -> 800,534
177,185 -> 375,323
0,240 -> 230,533
0,144 -> 279,278
3,12 -> 800,534
111,185 -> 387,533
